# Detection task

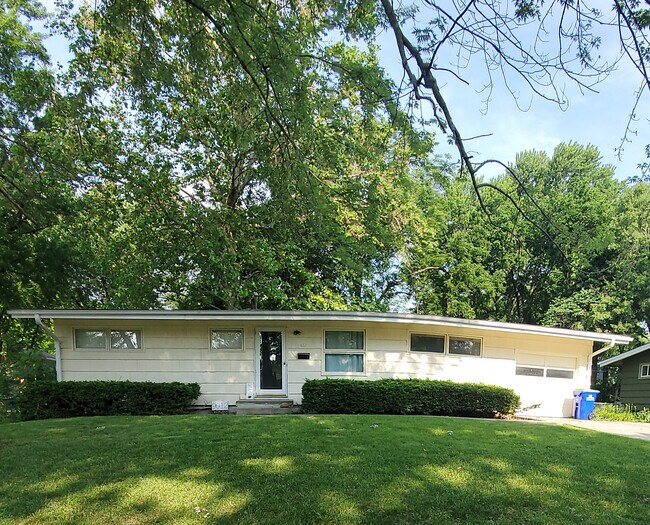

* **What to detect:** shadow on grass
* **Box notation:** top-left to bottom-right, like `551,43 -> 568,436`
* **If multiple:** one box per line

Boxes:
0,415 -> 649,524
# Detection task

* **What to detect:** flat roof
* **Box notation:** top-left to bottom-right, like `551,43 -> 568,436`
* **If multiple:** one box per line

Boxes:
7,309 -> 633,344
599,342 -> 650,366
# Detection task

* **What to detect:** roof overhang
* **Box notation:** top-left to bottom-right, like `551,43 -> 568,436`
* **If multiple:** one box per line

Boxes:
599,342 -> 650,366
7,309 -> 633,345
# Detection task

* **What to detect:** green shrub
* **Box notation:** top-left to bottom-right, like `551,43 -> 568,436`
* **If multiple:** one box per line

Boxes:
592,403 -> 650,423
19,380 -> 201,420
301,378 -> 520,417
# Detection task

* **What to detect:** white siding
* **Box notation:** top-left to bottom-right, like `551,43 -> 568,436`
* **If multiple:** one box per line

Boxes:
55,319 -> 594,417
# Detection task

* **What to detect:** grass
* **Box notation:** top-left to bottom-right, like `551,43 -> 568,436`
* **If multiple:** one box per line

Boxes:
593,403 -> 650,423
0,415 -> 649,524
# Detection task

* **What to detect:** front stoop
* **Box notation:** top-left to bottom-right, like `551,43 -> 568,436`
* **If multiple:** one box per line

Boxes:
235,397 -> 295,415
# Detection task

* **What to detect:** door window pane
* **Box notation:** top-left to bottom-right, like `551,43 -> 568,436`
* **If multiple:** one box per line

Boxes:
110,330 -> 142,350
449,337 -> 481,356
212,329 -> 243,350
325,354 -> 364,373
411,334 -> 444,353
325,331 -> 364,350
75,330 -> 107,349
260,331 -> 283,390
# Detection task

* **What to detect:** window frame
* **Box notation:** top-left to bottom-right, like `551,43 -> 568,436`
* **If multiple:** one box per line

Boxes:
639,362 -> 650,379
515,363 -> 575,380
408,332 -> 483,357
73,328 -> 144,352
408,332 -> 446,354
210,328 -> 245,352
447,335 -> 483,357
545,368 -> 575,379
516,365 -> 545,377
322,329 -> 366,376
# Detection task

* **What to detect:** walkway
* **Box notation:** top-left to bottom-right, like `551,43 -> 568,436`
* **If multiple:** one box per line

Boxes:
532,417 -> 650,441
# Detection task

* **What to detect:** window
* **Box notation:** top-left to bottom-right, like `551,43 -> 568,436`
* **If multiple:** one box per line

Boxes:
75,330 -> 107,349
411,334 -> 444,353
640,363 -> 650,379
449,337 -> 481,356
516,366 -> 544,377
546,368 -> 574,379
324,330 -> 365,373
325,330 -> 364,350
516,365 -> 574,379
75,329 -> 142,350
325,354 -> 364,373
211,329 -> 244,351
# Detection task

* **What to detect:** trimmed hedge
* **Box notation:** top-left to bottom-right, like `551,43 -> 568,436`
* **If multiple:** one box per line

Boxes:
302,378 -> 520,417
19,380 -> 201,420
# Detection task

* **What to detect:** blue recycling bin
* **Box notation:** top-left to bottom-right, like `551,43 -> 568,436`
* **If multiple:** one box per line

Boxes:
573,389 -> 599,419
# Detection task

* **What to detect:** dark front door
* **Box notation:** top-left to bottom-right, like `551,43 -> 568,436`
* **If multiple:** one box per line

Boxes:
258,330 -> 285,392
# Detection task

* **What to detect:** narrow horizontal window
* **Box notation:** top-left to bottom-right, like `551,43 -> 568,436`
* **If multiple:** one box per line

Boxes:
110,330 -> 142,350
640,363 -> 650,378
325,331 -> 364,350
516,366 -> 544,377
211,329 -> 244,351
449,337 -> 481,356
325,353 -> 364,373
546,368 -> 574,379
75,330 -> 107,349
411,334 -> 444,353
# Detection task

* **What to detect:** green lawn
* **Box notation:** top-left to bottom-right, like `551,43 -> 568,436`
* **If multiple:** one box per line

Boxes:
1,415 -> 648,524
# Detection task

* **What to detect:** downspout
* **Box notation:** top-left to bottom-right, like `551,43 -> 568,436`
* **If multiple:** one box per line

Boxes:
592,338 -> 617,359
588,338 -> 617,388
34,314 -> 61,382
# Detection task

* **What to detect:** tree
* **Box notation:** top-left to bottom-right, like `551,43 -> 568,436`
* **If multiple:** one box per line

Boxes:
406,143 -> 646,338
47,0 -> 435,310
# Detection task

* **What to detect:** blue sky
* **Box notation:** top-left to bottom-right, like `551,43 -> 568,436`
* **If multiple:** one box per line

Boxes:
374,2 -> 649,180
38,1 -> 648,181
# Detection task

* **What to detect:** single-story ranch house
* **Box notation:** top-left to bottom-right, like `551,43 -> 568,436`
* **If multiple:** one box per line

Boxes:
600,342 -> 650,409
8,309 -> 632,417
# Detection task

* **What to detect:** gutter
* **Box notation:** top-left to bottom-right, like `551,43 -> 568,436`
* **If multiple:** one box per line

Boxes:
34,314 -> 61,381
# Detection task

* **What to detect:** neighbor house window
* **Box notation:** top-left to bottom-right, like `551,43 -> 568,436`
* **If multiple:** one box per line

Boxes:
640,363 -> 650,379
75,329 -> 142,350
448,337 -> 481,356
324,330 -> 364,373
211,329 -> 244,351
410,334 -> 445,353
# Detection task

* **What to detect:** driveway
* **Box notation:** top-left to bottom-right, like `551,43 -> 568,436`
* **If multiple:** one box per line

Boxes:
532,417 -> 650,441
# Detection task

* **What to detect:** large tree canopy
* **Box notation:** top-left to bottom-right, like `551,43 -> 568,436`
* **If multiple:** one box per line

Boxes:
1,0 -> 649,338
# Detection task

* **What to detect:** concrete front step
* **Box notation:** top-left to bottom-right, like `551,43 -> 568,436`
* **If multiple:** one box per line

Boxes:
236,397 -> 295,416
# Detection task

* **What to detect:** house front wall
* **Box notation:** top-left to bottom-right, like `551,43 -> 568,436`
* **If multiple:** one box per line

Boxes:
54,319 -> 594,417
619,349 -> 650,409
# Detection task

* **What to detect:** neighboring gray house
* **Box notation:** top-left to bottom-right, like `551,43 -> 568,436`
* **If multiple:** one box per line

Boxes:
600,343 -> 650,409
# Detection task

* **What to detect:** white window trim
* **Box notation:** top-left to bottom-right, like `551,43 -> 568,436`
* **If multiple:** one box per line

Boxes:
408,331 -> 446,354
639,362 -> 650,379
210,327 -> 245,352
73,328 -> 144,352
447,334 -> 483,358
322,328 -> 366,376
